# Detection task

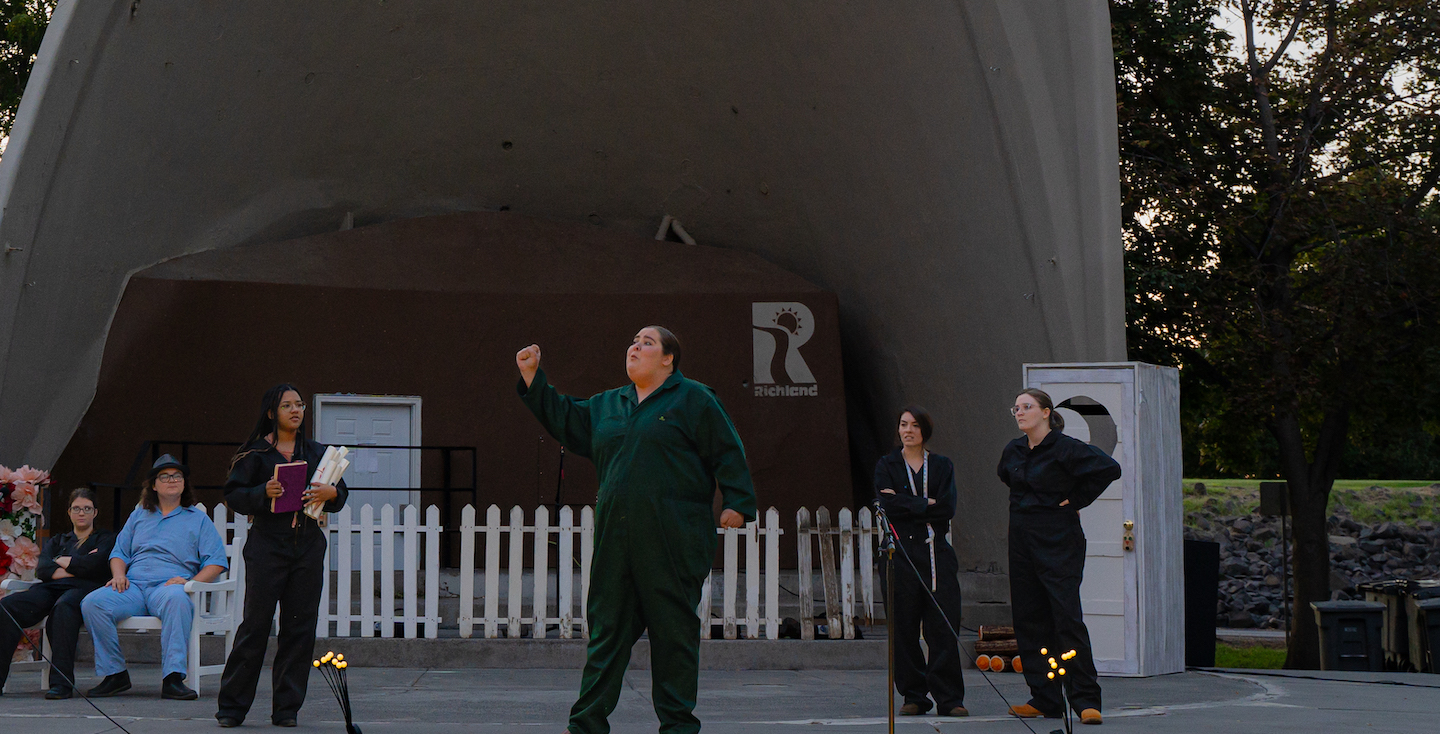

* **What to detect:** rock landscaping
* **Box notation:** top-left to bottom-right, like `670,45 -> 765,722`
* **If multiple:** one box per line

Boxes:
1183,483 -> 1440,629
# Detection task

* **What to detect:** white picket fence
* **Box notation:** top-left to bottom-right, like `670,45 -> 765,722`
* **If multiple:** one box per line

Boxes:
699,507 -> 786,640
319,504 -> 444,639
795,506 -> 882,640
456,504 -> 594,639
209,503 -> 884,641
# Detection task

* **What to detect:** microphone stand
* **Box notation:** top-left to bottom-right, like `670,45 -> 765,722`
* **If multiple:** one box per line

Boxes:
875,500 -> 897,734
552,446 -> 566,516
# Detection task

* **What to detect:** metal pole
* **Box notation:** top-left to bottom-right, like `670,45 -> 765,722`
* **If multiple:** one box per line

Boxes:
875,503 -> 896,734
1282,512 -> 1291,648
553,446 -> 566,516
886,544 -> 896,734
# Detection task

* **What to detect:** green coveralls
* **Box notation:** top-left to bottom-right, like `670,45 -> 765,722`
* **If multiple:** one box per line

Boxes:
519,368 -> 757,734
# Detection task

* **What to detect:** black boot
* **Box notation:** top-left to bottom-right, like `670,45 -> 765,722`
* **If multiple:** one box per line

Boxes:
161,672 -> 198,700
87,671 -> 132,697
44,684 -> 74,700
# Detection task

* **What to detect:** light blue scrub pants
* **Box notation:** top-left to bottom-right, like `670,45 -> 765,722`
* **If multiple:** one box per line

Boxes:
81,581 -> 193,677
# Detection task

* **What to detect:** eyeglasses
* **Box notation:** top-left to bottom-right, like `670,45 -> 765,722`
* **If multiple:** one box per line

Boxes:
279,401 -> 307,412
69,506 -> 96,516
155,473 -> 186,483
1010,403 -> 1040,416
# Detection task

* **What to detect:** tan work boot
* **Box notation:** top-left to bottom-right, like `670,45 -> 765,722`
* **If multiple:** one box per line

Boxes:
1081,708 -> 1103,725
1009,704 -> 1045,718
945,706 -> 970,717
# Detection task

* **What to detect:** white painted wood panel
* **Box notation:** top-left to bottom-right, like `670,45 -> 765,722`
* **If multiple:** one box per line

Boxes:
1024,362 -> 1183,677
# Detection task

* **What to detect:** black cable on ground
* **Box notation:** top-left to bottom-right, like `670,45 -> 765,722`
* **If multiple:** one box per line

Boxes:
1190,666 -> 1440,689
876,509 -> 1045,734
0,599 -> 135,734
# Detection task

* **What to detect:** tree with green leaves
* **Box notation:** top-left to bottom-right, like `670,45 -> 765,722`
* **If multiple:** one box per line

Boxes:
1113,0 -> 1440,668
0,0 -> 55,150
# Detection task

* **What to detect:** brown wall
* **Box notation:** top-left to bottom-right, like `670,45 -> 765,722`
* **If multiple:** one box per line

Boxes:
53,276 -> 849,566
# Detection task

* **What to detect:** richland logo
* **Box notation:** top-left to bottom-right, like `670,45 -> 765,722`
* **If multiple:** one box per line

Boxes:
753,384 -> 819,397
752,302 -> 818,397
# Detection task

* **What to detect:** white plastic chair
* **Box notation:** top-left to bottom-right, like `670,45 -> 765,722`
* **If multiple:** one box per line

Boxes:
0,503 -> 246,695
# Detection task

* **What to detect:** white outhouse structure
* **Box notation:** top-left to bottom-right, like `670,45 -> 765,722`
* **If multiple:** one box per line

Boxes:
1023,362 -> 1184,676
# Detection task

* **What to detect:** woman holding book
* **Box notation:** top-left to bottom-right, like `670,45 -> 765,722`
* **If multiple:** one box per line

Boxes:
216,383 -> 348,728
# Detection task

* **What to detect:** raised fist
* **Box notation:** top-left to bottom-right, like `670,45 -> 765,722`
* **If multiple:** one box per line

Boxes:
516,344 -> 542,387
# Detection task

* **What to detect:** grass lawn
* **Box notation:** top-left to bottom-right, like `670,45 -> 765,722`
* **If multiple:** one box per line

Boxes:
1214,643 -> 1287,669
1183,479 -> 1438,491
1183,479 -> 1440,524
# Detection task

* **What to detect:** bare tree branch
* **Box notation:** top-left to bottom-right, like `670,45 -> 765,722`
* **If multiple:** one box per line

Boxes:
1263,0 -> 1312,75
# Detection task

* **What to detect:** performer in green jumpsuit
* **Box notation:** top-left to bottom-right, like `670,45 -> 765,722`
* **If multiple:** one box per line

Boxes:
515,326 -> 756,734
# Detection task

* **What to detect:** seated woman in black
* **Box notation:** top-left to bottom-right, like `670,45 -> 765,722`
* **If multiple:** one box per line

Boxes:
875,406 -> 967,717
0,487 -> 116,699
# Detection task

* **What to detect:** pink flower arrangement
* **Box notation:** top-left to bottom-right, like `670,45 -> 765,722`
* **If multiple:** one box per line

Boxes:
6,535 -> 39,573
0,463 -> 48,583
9,481 -> 41,514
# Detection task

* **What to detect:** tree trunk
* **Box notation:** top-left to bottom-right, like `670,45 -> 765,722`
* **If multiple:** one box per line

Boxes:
1285,475 -> 1332,669
1273,405 -> 1349,670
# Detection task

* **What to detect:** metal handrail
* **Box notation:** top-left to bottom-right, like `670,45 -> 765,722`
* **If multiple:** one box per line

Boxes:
110,439 -> 479,566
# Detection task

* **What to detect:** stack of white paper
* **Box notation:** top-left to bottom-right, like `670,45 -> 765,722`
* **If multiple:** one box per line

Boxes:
306,446 -> 352,519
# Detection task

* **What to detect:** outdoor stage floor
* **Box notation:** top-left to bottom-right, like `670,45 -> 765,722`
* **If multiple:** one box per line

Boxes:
2,665 -> 1437,733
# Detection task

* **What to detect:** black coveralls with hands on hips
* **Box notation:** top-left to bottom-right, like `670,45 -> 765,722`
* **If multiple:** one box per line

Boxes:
998,429 -> 1120,716
0,529 -> 115,692
874,448 -> 965,714
217,438 -> 347,725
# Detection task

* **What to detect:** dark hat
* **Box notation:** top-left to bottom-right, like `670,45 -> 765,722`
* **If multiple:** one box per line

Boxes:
148,454 -> 190,479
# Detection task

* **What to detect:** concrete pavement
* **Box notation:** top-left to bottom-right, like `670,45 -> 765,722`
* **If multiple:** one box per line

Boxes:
3,664 -> 1439,733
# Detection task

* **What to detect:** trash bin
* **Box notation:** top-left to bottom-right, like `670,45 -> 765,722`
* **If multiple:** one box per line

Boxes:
1358,580 -> 1408,670
1405,581 -> 1440,674
1413,598 -> 1440,674
1183,539 -> 1219,667
1311,601 -> 1385,672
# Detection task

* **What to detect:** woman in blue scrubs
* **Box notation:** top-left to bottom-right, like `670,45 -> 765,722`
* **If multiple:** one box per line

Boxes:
80,455 -> 228,700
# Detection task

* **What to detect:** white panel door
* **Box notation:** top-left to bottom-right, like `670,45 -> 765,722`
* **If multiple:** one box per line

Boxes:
1026,371 -> 1137,675
317,403 -> 415,511
317,399 -> 419,576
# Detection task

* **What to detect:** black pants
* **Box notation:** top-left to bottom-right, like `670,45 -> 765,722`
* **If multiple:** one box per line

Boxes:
1008,511 -> 1101,714
882,540 -> 966,711
216,531 -> 326,723
0,579 -> 99,691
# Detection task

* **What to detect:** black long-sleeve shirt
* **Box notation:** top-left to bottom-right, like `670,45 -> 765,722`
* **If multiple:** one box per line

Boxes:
874,448 -> 957,551
225,438 -> 348,539
35,530 -> 116,584
997,429 -> 1122,514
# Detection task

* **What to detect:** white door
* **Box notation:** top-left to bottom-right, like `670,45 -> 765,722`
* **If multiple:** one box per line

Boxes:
315,397 -> 421,577
1025,370 -> 1137,675
316,401 -> 418,512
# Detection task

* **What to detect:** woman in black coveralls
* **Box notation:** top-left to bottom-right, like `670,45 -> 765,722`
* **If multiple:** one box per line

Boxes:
216,384 -> 347,728
998,388 -> 1120,726
0,488 -> 115,699
875,406 -> 967,717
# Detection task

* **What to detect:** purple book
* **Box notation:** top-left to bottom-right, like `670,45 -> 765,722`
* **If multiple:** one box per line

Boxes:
270,461 -> 309,514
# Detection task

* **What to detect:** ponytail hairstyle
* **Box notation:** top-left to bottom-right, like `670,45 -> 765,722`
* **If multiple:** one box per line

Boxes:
232,382 -> 312,468
1017,388 -> 1065,430
644,325 -> 682,371
67,486 -> 97,509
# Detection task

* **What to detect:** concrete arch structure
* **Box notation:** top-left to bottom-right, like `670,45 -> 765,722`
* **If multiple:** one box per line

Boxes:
0,1 -> 1124,602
